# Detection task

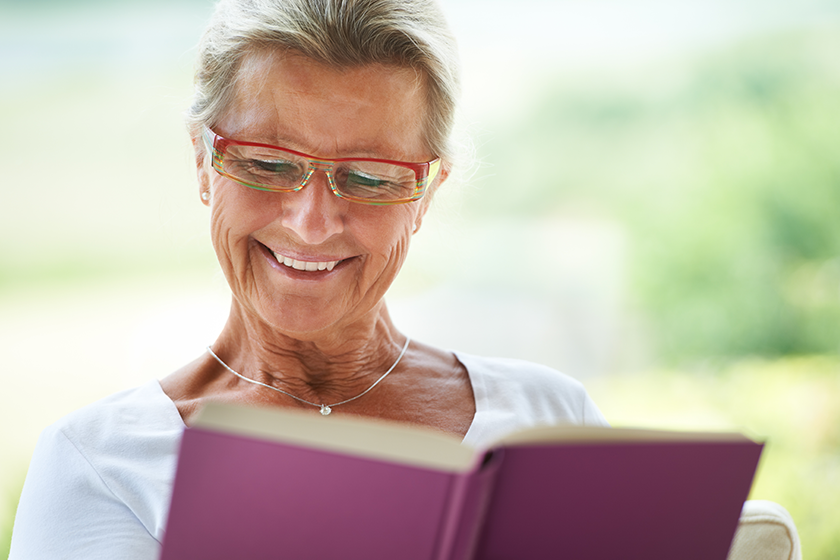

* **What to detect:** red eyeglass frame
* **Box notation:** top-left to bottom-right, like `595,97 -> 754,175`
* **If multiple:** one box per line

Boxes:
202,126 -> 441,205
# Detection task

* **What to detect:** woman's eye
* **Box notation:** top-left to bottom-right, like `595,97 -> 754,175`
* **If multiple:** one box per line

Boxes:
347,170 -> 387,188
250,159 -> 297,174
338,167 -> 413,199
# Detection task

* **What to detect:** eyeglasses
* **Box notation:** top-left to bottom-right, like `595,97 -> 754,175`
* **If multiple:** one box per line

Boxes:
202,126 -> 441,205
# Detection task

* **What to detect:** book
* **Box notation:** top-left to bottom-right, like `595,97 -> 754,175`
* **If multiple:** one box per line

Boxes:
159,402 -> 763,560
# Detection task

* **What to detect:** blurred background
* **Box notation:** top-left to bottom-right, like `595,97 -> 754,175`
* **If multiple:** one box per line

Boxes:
1,0 -> 839,556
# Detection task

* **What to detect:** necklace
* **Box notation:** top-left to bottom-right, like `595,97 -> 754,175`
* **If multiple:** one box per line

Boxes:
205,337 -> 411,416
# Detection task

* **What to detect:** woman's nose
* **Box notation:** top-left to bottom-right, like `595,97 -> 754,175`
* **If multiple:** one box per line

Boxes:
278,170 -> 345,245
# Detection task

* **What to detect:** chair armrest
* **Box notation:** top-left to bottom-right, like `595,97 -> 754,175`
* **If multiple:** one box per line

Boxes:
727,500 -> 801,560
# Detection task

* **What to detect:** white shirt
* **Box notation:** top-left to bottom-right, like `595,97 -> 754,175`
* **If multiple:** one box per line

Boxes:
9,352 -> 607,559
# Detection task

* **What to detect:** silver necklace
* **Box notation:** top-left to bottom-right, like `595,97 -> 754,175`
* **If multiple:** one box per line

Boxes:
206,337 -> 410,416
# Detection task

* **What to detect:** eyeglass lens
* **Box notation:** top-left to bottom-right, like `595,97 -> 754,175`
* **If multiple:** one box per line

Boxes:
222,144 -> 418,202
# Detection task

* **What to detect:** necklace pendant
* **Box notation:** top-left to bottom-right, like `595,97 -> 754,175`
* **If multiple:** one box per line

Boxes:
320,404 -> 332,416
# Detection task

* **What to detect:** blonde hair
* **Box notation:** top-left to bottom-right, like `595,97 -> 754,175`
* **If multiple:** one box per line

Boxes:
187,0 -> 460,167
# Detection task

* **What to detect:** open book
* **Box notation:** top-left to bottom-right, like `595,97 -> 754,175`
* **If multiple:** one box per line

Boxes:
159,402 -> 763,560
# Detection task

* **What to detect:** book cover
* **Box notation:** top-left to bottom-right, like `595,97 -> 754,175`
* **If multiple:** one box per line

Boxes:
159,402 -> 763,560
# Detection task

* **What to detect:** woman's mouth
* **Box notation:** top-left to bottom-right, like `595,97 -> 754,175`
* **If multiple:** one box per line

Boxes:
270,250 -> 341,272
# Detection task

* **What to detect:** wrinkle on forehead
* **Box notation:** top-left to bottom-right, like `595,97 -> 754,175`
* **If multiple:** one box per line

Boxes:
219,49 -> 429,158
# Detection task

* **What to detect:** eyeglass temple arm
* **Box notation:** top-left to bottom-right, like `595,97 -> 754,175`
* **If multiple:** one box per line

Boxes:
201,126 -> 217,154
424,159 -> 442,187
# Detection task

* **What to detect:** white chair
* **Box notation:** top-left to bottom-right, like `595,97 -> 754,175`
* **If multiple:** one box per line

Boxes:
727,501 -> 802,560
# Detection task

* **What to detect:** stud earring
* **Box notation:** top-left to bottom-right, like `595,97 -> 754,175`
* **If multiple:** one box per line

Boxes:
201,191 -> 211,201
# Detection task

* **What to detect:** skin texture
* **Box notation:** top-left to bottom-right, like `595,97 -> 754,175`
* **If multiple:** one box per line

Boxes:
161,50 -> 475,436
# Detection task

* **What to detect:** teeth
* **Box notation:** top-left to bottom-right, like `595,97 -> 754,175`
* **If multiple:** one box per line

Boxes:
273,251 -> 340,272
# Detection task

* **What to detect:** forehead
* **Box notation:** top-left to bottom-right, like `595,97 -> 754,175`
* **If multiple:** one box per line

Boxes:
216,50 -> 430,160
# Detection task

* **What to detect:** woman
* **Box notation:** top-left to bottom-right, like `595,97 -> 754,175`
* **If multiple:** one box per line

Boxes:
10,0 -> 607,558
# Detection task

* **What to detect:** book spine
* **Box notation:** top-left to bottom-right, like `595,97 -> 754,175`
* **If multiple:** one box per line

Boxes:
432,450 -> 504,560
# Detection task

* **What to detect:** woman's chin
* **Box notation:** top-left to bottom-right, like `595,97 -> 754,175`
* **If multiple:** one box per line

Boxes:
245,291 -> 389,342
247,306 -> 337,339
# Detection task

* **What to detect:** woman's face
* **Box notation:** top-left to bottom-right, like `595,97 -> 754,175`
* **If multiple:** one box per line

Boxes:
198,51 -> 439,338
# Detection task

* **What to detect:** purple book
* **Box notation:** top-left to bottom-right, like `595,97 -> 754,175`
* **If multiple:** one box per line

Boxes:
159,403 -> 762,560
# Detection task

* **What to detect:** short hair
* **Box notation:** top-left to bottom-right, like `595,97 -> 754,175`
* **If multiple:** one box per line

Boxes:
186,0 -> 461,167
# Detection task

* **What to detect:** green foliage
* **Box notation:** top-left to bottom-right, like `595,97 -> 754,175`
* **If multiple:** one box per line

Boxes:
588,356 -> 840,560
467,27 -> 840,362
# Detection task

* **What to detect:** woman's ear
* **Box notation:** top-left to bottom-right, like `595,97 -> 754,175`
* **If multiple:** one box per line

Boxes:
191,135 -> 212,206
430,164 -> 449,196
413,165 -> 448,235
411,199 -> 428,235
198,169 -> 211,205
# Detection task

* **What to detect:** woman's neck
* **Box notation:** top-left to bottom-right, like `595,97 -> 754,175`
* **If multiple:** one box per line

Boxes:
208,298 -> 407,404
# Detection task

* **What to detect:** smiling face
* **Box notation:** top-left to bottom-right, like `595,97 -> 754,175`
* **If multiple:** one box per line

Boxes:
197,50 -> 441,339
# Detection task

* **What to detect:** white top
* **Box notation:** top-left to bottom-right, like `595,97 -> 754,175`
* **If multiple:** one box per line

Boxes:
9,352 -> 607,559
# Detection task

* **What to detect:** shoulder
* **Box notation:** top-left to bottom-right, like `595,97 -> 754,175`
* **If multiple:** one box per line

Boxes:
52,380 -> 184,458
457,352 -> 586,389
456,352 -> 594,412
456,352 -> 608,447
10,381 -> 183,559
46,380 -> 184,524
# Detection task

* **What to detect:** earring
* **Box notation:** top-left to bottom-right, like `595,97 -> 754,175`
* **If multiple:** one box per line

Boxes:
201,191 -> 211,201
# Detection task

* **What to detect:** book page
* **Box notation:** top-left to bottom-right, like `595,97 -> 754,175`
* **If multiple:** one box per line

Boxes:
194,401 -> 478,472
497,424 -> 755,447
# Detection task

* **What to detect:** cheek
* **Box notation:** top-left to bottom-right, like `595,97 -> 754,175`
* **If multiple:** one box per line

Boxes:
353,207 -> 417,276
211,182 -> 278,231
208,184 -> 276,268
208,201 -> 246,285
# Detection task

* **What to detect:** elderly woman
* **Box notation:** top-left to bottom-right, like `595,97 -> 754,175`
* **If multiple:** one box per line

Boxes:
9,0 -> 606,558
